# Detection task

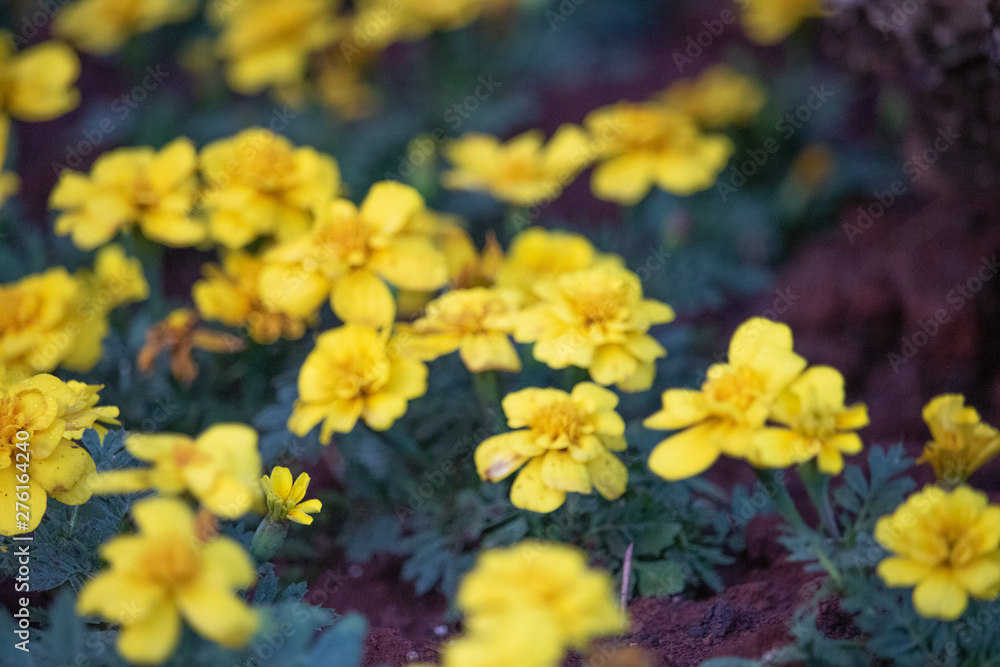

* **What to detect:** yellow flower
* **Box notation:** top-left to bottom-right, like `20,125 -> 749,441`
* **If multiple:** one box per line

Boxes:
87,423 -> 263,519
447,541 -> 625,666
288,324 -> 428,442
0,35 -> 79,122
211,0 -> 343,95
442,125 -> 592,206
194,251 -> 315,345
441,224 -> 503,289
739,0 -> 827,45
644,318 -> 806,481
200,127 -> 341,248
0,372 -> 117,535
918,394 -> 1000,487
408,288 -> 522,373
259,181 -> 447,328
54,0 -> 198,54
749,366 -> 869,474
476,383 -> 627,513
876,485 -> 1000,621
657,64 -> 765,129
512,264 -> 674,392
585,102 -> 733,205
260,466 -> 322,524
137,309 -> 246,386
494,226 -> 601,300
77,497 -> 258,664
51,138 -> 205,250
354,0 -> 488,49
316,52 -> 380,121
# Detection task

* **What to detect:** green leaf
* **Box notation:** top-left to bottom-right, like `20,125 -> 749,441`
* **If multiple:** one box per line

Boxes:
308,613 -> 368,667
635,522 -> 681,556
634,560 -> 685,597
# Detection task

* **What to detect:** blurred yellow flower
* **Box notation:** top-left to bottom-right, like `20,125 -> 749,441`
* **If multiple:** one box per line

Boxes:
316,53 -> 380,121
739,0 -> 827,45
259,181 -> 447,328
88,423 -> 263,519
51,138 -> 205,250
194,251 -> 315,345
749,366 -> 869,474
137,309 -> 246,386
355,0 -> 488,49
408,287 -> 522,373
261,466 -> 322,525
77,497 -> 258,664
211,0 -> 343,95
443,125 -> 592,206
495,227 -> 601,300
441,224 -> 503,289
644,318 -> 806,481
585,102 -> 733,205
918,394 -> 1000,487
0,35 -> 79,122
54,0 -> 198,54
876,485 -> 1000,620
0,372 -> 117,535
657,64 -> 765,128
200,127 -> 341,248
476,383 -> 627,513
512,264 -> 674,392
289,324 -> 428,442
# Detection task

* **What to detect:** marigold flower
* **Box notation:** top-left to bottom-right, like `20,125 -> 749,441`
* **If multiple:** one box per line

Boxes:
918,394 -> 1000,487
585,102 -> 733,205
316,52 -> 380,121
54,0 -> 198,54
749,366 -> 869,474
354,0 -> 489,49
476,383 -> 627,513
87,423 -> 263,519
644,318 -> 806,481
77,497 -> 258,664
194,251 -> 315,345
50,138 -> 205,250
260,466 -> 322,524
200,127 -> 341,248
441,224 -> 503,289
512,264 -> 674,392
408,288 -> 522,373
0,35 -> 80,122
288,324 -> 428,442
259,181 -> 447,328
137,309 -> 247,386
495,227 -> 600,300
657,64 -> 765,128
876,485 -> 1000,620
739,0 -> 827,45
0,372 -> 118,535
442,125 -> 592,206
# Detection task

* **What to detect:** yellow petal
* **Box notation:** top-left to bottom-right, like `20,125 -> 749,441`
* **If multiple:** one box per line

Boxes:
587,448 -> 628,500
287,509 -> 314,525
912,570 -> 968,620
540,450 -> 592,494
117,600 -> 181,666
816,446 -> 845,475
126,434 -> 189,462
289,472 -> 310,504
954,557 -> 1000,598
269,467 -> 294,499
370,236 -> 448,292
648,421 -> 723,481
200,537 -> 257,590
589,344 -> 639,387
570,382 -> 619,413
332,269 -> 396,328
131,497 -> 194,539
360,181 -> 424,237
749,428 -> 813,469
0,465 -> 45,535
510,458 -> 567,513
591,154 -> 653,205
258,262 -> 330,317
459,333 -> 521,372
877,557 -> 934,587
86,469 -> 153,495
475,432 -> 537,481
177,586 -> 258,648
30,440 -> 94,500
362,391 -> 408,431
643,389 -> 709,430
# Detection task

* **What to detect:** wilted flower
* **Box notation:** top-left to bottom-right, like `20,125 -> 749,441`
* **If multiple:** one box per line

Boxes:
739,0 -> 827,45
0,34 -> 79,122
54,0 -> 198,54
918,394 -> 1000,487
137,309 -> 247,386
644,318 -> 806,481
476,383 -> 627,513
260,466 -> 322,524
656,64 -> 765,128
876,485 -> 1000,620
77,497 -> 258,664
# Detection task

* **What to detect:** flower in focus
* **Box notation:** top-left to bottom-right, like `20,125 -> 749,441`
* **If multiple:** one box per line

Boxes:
0,372 -> 117,535
260,466 -> 322,524
288,324 -> 428,442
749,366 -> 869,474
87,423 -> 263,519
194,251 -> 315,345
585,102 -> 733,205
644,318 -> 806,481
54,0 -> 198,54
657,64 -> 765,128
0,35 -> 80,122
918,394 -> 1000,487
442,125 -> 592,206
875,485 -> 1000,620
77,497 -> 258,664
739,0 -> 827,45
259,181 -> 447,328
137,309 -> 246,386
200,127 -> 341,248
512,264 -> 674,392
476,383 -> 627,513
494,227 -> 602,300
408,288 -> 522,373
50,138 -> 205,250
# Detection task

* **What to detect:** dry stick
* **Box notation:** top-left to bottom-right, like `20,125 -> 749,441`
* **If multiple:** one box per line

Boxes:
621,542 -> 634,613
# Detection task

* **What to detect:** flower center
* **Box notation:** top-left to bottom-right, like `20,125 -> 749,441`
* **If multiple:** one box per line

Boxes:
132,172 -> 159,208
531,400 -> 585,444
317,215 -> 372,268
142,539 -> 201,588
329,349 -> 390,397
0,288 -> 44,336
703,365 -> 766,414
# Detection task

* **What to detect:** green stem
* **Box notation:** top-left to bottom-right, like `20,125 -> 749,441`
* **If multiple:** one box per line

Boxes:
473,370 -> 502,414
562,366 -> 589,390
797,460 -> 840,539
132,234 -> 164,314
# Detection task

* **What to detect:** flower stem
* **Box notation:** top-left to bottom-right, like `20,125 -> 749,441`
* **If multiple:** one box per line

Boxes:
473,370 -> 502,414
797,460 -> 840,539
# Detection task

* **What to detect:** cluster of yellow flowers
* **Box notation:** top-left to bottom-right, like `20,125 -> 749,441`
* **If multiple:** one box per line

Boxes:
54,0 -> 197,54
443,65 -> 764,206
411,541 -> 625,667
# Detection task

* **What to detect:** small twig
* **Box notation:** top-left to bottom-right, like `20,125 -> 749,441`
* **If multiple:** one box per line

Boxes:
620,542 -> 634,613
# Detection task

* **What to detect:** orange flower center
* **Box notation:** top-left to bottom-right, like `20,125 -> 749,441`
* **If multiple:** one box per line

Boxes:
703,365 -> 765,413
328,348 -> 389,397
531,400 -> 585,444
316,215 -> 373,268
142,538 -> 201,588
